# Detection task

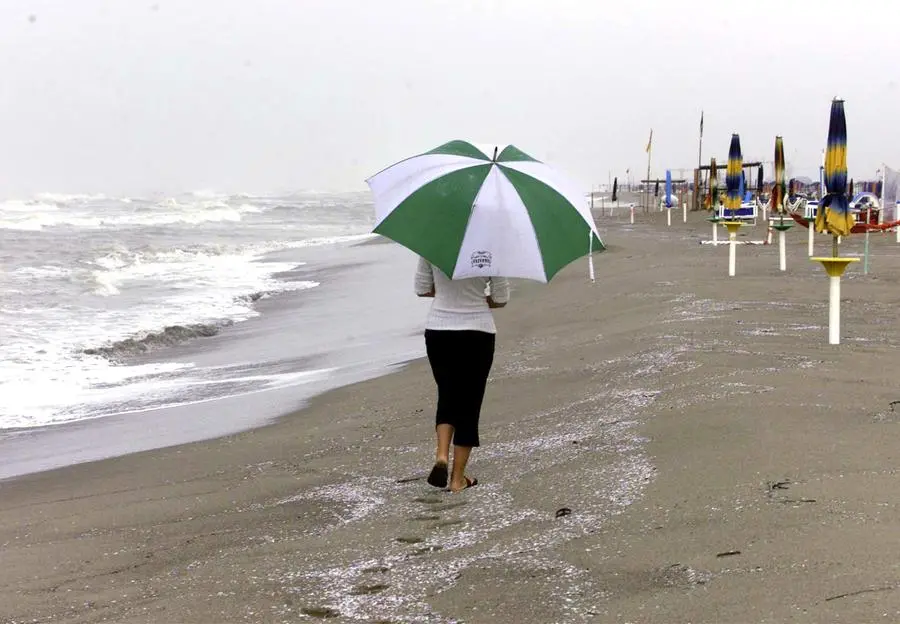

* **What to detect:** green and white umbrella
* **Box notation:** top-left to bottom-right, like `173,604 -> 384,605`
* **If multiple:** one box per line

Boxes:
367,140 -> 604,283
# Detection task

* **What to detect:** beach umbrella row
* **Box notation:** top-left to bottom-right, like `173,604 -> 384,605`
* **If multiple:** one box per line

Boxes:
714,99 -> 857,345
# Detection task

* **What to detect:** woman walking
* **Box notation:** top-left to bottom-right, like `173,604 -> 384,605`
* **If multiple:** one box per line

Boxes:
415,257 -> 510,493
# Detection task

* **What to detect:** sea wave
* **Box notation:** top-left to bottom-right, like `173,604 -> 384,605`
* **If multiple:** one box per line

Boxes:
0,190 -> 374,430
0,198 -> 269,230
87,244 -> 298,296
33,192 -> 108,203
11,265 -> 73,280
82,322 -> 227,360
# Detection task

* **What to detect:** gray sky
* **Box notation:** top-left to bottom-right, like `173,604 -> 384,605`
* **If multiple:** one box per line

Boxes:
1,0 -> 898,196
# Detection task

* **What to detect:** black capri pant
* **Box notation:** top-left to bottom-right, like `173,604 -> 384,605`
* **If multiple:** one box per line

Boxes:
424,329 -> 496,447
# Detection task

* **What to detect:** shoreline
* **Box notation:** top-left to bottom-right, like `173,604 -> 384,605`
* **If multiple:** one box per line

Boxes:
0,236 -> 427,481
5,212 -> 900,622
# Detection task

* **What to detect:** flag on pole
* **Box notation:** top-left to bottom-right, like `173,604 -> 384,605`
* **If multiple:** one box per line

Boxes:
645,129 -> 653,153
699,111 -> 704,138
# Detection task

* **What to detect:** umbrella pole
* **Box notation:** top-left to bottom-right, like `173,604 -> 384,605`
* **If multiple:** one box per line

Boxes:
683,202 -> 687,223
712,221 -> 718,243
807,224 -> 814,256
828,273 -> 841,344
588,230 -> 595,283
810,257 -> 859,345
779,230 -> 787,271
864,230 -> 870,274
630,205 -> 634,225
728,234 -> 737,276
723,222 -> 742,276
667,207 -> 671,226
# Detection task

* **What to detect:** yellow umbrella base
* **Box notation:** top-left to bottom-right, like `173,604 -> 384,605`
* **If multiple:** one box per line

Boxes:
811,257 -> 859,277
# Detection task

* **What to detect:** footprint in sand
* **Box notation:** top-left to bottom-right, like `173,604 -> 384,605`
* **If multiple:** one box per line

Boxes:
411,495 -> 443,504
430,518 -> 464,529
300,606 -> 341,619
409,514 -> 441,521
429,501 -> 467,512
395,536 -> 424,544
350,583 -> 391,595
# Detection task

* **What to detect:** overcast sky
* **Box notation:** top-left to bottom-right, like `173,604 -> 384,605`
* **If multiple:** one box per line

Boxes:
1,0 -> 898,196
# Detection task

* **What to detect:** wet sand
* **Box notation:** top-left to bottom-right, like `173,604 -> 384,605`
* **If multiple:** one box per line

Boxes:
4,210 -> 900,622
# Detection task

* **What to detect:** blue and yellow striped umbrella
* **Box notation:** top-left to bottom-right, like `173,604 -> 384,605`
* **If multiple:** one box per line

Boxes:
725,134 -> 742,217
772,136 -> 786,214
665,170 -> 673,208
709,158 -> 718,211
815,99 -> 854,237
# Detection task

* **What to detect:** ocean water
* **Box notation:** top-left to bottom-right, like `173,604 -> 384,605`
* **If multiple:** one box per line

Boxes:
0,190 -> 379,432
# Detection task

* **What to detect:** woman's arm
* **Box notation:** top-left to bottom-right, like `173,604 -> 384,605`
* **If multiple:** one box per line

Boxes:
486,277 -> 510,308
414,257 -> 435,297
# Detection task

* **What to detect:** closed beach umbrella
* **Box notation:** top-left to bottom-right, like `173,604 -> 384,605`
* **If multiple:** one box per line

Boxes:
367,140 -> 604,283
757,166 -> 764,195
654,180 -> 659,197
665,170 -> 673,208
612,177 -> 618,202
815,99 -> 854,238
726,134 -> 743,218
772,136 -> 786,214
848,177 -> 854,198
709,158 -> 719,210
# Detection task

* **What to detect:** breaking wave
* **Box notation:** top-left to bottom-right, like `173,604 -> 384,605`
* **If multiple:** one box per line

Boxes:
82,322 -> 227,360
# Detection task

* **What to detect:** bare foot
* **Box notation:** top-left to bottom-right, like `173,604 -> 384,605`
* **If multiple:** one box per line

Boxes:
448,476 -> 478,493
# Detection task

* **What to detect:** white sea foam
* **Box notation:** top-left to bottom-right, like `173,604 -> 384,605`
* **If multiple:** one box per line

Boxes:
10,265 -> 73,280
0,190 -> 376,430
33,192 -> 107,203
0,197 -> 271,230
0,243 -> 319,428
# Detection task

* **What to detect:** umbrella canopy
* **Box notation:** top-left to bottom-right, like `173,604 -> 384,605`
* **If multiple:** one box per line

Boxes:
709,158 -> 719,210
726,134 -> 743,217
665,170 -> 673,208
757,166 -> 764,194
611,177 -> 618,202
367,140 -> 603,283
815,99 -> 854,237
654,180 -> 659,197
772,136 -> 786,214
848,177 -> 854,197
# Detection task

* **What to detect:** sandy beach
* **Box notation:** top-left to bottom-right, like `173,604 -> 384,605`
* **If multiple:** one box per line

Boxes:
5,207 -> 900,623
